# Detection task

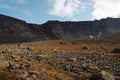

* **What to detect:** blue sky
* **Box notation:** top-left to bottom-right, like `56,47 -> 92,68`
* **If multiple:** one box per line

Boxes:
0,0 -> 120,24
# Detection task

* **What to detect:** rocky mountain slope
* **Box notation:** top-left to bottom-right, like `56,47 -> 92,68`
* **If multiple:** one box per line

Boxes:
0,14 -> 120,43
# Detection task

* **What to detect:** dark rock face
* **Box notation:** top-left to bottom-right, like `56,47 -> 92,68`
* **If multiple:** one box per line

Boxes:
0,14 -> 35,43
42,18 -> 120,39
0,14 -> 120,43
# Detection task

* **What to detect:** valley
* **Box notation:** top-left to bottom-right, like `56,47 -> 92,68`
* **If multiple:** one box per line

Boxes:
0,39 -> 120,80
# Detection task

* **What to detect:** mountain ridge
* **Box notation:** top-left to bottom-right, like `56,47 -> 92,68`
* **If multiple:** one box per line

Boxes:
0,14 -> 120,43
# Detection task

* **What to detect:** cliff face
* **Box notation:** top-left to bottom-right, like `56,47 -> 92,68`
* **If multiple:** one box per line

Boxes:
41,17 -> 120,39
0,14 -> 120,43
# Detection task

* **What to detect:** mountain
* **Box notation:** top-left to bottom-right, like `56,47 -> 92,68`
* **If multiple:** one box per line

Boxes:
0,14 -> 120,43
41,17 -> 120,39
0,14 -> 47,43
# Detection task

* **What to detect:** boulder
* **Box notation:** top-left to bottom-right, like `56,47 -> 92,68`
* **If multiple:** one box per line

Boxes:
81,46 -> 89,50
81,63 -> 100,72
29,71 -> 40,76
0,60 -> 9,67
90,71 -> 115,80
67,57 -> 77,62
14,71 -> 28,79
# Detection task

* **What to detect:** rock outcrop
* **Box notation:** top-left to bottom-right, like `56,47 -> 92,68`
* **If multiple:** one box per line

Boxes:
90,71 -> 115,80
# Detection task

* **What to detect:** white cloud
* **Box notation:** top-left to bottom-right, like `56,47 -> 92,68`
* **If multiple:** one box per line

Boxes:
92,0 -> 120,19
48,0 -> 87,18
47,0 -> 54,6
23,10 -> 32,16
1,5 -> 15,10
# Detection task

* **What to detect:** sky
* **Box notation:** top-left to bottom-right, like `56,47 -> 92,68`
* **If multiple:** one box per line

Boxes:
0,0 -> 120,24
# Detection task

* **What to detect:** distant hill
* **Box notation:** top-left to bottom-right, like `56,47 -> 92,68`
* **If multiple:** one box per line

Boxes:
0,14 -> 120,43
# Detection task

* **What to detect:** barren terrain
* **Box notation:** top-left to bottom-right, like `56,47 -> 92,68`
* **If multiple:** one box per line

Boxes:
0,39 -> 120,80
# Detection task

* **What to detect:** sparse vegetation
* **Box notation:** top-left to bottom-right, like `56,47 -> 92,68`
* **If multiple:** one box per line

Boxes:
0,40 -> 120,80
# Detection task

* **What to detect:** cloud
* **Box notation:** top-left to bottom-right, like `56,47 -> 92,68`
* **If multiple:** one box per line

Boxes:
23,10 -> 32,16
1,5 -> 15,10
92,0 -> 120,19
47,0 -> 87,18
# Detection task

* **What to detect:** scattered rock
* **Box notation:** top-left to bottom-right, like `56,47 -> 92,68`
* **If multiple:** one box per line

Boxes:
59,42 -> 67,45
112,48 -> 120,54
17,43 -> 21,46
67,57 -> 77,62
81,63 -> 100,72
67,76 -> 74,80
71,42 -> 76,45
1,51 -> 7,54
81,46 -> 89,50
7,62 -> 25,70
0,55 -> 6,60
52,48 -> 57,51
29,71 -> 40,76
0,60 -> 9,67
88,64 -> 100,71
55,76 -> 62,80
31,55 -> 42,62
90,71 -> 115,80
26,47 -> 33,51
14,71 -> 28,79
0,41 -> 119,80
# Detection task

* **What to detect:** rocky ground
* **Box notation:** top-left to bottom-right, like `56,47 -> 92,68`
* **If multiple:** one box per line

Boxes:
0,40 -> 120,80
